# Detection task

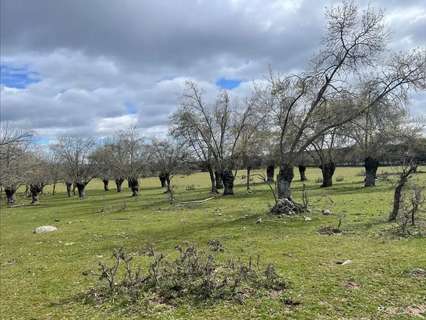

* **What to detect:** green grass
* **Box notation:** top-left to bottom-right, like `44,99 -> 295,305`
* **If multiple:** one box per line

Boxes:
1,167 -> 425,319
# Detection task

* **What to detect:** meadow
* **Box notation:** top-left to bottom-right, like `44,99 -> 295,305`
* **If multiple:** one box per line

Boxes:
1,167 -> 425,319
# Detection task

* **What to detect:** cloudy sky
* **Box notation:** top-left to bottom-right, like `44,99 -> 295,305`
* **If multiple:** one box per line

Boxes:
1,0 -> 425,142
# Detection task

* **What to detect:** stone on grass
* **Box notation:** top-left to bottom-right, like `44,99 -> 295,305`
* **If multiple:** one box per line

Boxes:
33,225 -> 58,234
322,209 -> 332,215
304,216 -> 312,221
256,217 -> 262,224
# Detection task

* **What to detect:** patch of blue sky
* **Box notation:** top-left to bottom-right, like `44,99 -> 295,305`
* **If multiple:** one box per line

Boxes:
0,64 -> 40,89
215,77 -> 241,90
125,102 -> 138,115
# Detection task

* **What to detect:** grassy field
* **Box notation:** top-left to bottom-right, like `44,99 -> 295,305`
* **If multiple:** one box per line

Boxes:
1,167 -> 425,319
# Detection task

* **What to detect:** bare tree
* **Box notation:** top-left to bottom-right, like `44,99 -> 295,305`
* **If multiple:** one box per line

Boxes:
147,138 -> 190,201
261,1 -> 425,213
389,157 -> 418,222
51,136 -> 96,199
0,127 -> 33,205
173,81 -> 266,195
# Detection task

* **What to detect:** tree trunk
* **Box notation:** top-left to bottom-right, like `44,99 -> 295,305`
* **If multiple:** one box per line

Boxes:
115,178 -> 124,192
222,169 -> 234,195
364,157 -> 379,187
277,163 -> 294,199
30,184 -> 43,204
298,165 -> 307,181
215,170 -> 223,190
165,173 -> 171,193
72,183 -> 77,196
76,182 -> 86,199
65,182 -> 72,197
5,187 -> 16,206
128,177 -> 139,196
159,174 -> 166,188
246,166 -> 251,191
207,165 -> 217,193
52,182 -> 56,196
266,165 -> 274,183
102,179 -> 109,191
320,162 -> 336,188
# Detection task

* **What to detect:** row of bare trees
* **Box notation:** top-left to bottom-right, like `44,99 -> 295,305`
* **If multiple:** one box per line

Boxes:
1,2 -> 425,219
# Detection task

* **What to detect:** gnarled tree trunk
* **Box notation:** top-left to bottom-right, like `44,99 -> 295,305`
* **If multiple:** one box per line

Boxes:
30,184 -> 43,204
72,183 -> 77,196
320,162 -> 336,188
5,187 -> 16,206
102,179 -> 109,191
389,163 -> 417,222
277,163 -> 294,199
128,177 -> 139,196
222,169 -> 234,195
115,178 -> 124,192
76,182 -> 86,199
207,165 -> 217,193
165,173 -> 171,193
364,157 -> 379,187
298,165 -> 307,181
159,174 -> 166,188
266,165 -> 275,183
215,170 -> 223,190
65,182 -> 72,197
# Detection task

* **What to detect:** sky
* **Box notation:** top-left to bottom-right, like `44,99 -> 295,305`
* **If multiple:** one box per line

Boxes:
1,0 -> 425,142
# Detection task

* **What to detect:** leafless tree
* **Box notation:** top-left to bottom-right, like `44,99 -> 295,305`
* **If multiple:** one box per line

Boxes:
0,127 -> 33,205
173,81 -> 267,195
389,157 -> 418,222
51,136 -> 96,199
147,138 -> 190,201
261,1 -> 425,213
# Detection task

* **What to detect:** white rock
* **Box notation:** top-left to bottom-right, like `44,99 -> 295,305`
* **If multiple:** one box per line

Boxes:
256,217 -> 262,224
322,209 -> 332,215
34,226 -> 58,234
304,216 -> 312,221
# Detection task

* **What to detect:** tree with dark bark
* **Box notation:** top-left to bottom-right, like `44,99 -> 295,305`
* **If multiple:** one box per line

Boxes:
147,139 -> 190,201
51,136 -> 96,199
260,1 -> 425,214
0,127 -> 33,206
173,81 -> 266,196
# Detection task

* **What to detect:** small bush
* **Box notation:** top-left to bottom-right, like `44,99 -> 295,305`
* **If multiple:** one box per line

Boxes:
83,243 -> 287,311
335,176 -> 344,182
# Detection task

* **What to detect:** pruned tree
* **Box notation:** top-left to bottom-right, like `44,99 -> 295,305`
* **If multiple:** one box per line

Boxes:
173,81 -> 266,196
0,126 -> 33,206
51,136 -> 96,199
261,1 -> 425,213
147,138 -> 190,201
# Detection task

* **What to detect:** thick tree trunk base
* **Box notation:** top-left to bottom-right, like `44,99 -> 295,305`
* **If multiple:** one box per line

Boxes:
76,183 -> 86,199
364,157 -> 379,187
298,165 -> 307,181
66,182 -> 72,197
222,170 -> 234,195
30,184 -> 43,204
5,188 -> 16,207
128,178 -> 139,196
215,171 -> 223,190
208,166 -> 218,193
115,178 -> 124,192
266,165 -> 275,183
320,162 -> 335,188
103,179 -> 109,191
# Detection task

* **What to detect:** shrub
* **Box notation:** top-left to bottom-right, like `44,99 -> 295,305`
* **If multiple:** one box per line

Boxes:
84,243 -> 287,310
